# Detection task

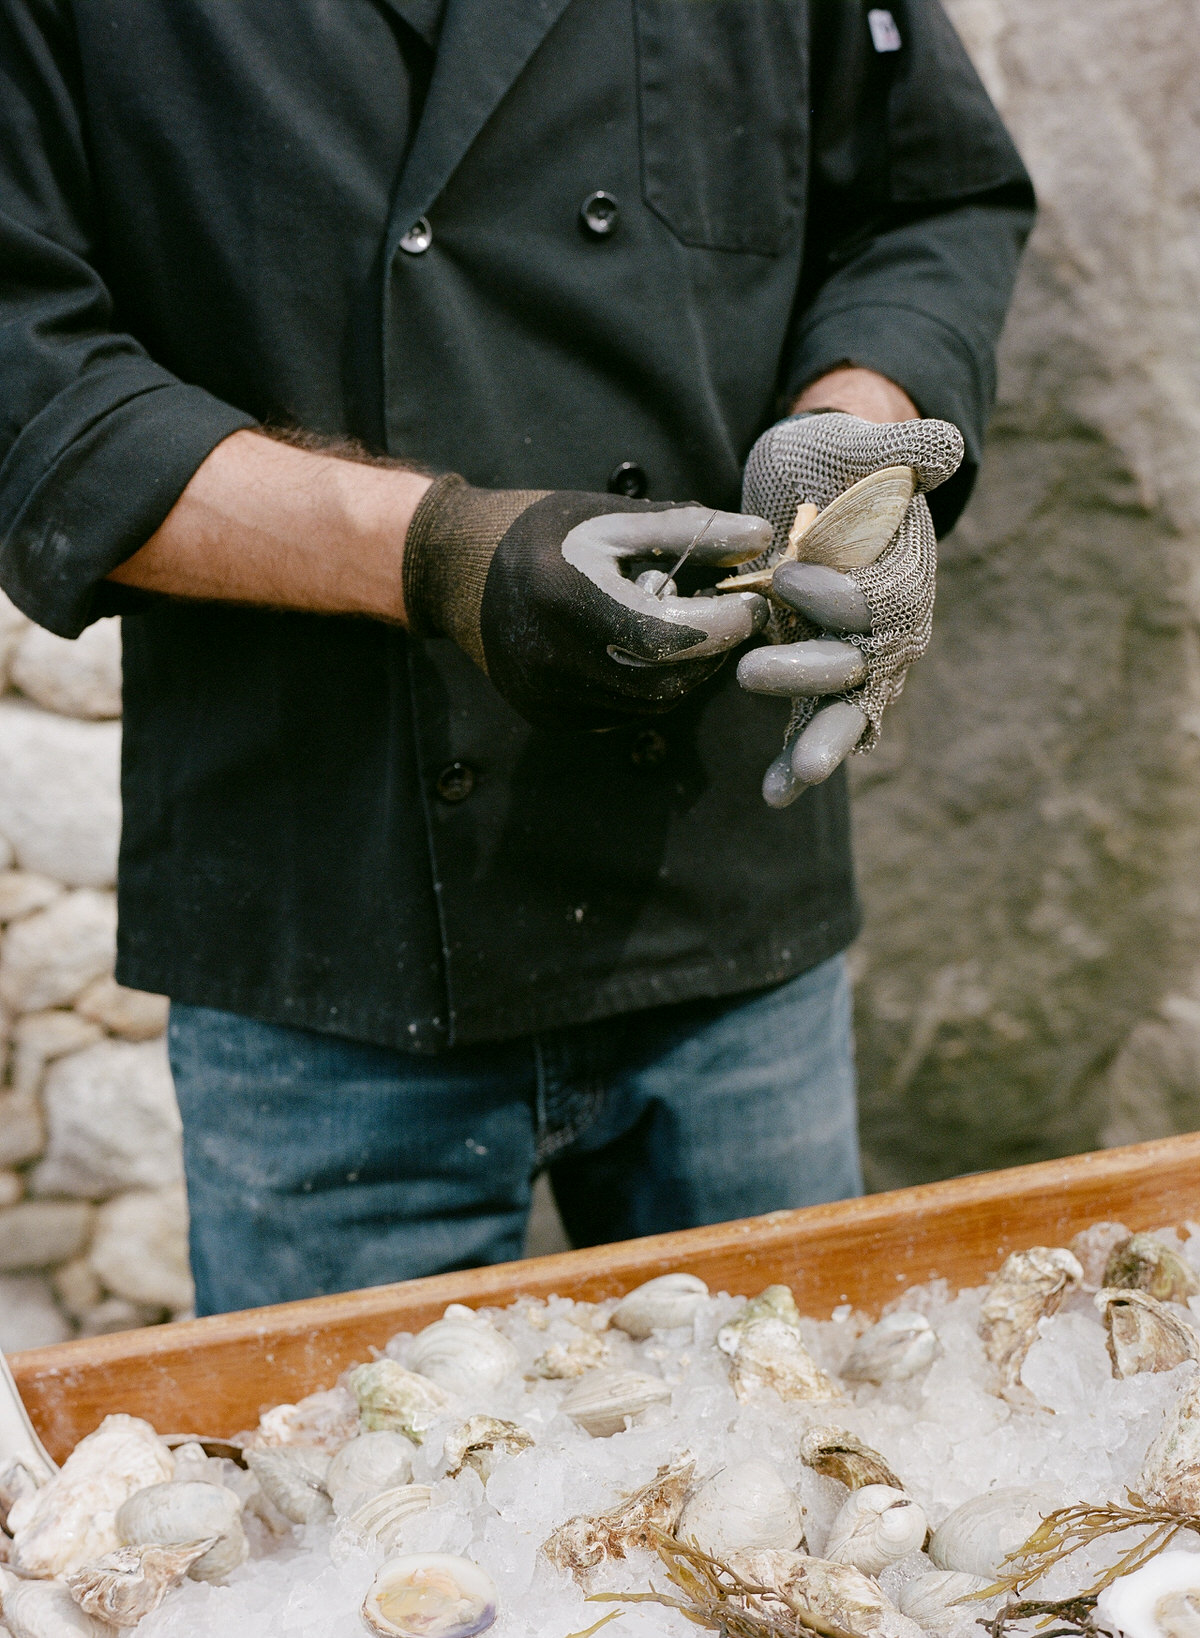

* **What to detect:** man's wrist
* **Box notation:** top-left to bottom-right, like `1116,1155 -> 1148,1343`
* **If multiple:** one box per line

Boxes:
792,365 -> 919,425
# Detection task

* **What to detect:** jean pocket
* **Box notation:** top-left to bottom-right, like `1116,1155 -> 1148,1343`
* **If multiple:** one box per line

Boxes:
633,0 -> 809,256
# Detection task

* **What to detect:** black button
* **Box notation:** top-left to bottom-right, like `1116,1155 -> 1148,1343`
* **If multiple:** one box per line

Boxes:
435,762 -> 475,803
608,461 -> 647,499
631,728 -> 668,768
580,190 -> 619,237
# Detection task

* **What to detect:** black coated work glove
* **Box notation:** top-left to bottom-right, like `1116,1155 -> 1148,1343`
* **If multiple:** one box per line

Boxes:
403,474 -> 770,730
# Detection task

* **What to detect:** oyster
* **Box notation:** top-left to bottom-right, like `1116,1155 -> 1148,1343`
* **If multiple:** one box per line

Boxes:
717,1285 -> 804,1356
442,1416 -> 534,1483
1069,1222 -> 1133,1288
245,1445 -> 332,1524
978,1247 -> 1083,1389
362,1552 -> 498,1638
841,1311 -> 939,1385
0,1570 -> 112,1638
723,1549 -> 921,1638
245,1384 -> 360,1452
528,1327 -> 608,1380
1140,1368 -> 1200,1512
1096,1288 -> 1200,1377
1105,1235 -> 1200,1306
728,1318 -> 842,1405
928,1485 -> 1060,1579
408,1307 -> 520,1399
897,1571 -> 993,1633
824,1484 -> 928,1576
676,1458 -> 806,1560
66,1540 -> 213,1627
560,1367 -> 671,1437
351,1360 -> 455,1443
326,1431 -> 415,1513
346,1484 -> 434,1554
610,1274 -> 709,1339
799,1427 -> 903,1492
7,1414 -> 175,1578
1097,1550 -> 1200,1638
545,1457 -> 696,1577
116,1478 -> 248,1583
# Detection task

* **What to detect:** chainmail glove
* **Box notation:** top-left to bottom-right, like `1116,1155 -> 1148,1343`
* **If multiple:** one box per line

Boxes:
737,412 -> 963,806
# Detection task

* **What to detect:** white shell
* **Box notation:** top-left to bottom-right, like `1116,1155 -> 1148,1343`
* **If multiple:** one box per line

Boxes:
842,1312 -> 939,1384
545,1458 -> 696,1577
1141,1369 -> 1200,1512
560,1368 -> 671,1437
66,1540 -> 214,1627
0,1570 -> 113,1638
1096,1288 -> 1200,1378
442,1416 -> 534,1482
723,1550 -> 921,1638
362,1553 -> 498,1638
823,1484 -> 928,1577
798,466 -> 916,571
610,1274 -> 709,1339
728,1317 -> 842,1404
409,1311 -> 520,1399
676,1458 -> 805,1558
1097,1550 -> 1200,1638
351,1360 -> 455,1442
347,1484 -> 434,1554
7,1414 -> 175,1578
897,1571 -> 993,1633
245,1445 -> 332,1524
326,1431 -> 415,1514
799,1426 -> 903,1492
979,1248 -> 1083,1388
1104,1235 -> 1200,1305
717,1285 -> 803,1355
116,1478 -> 248,1584
928,1485 -> 1060,1579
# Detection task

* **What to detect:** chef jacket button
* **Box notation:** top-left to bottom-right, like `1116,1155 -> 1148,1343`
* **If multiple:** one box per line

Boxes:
435,761 -> 475,803
631,728 -> 668,768
399,217 -> 433,254
580,190 -> 619,237
608,460 -> 647,498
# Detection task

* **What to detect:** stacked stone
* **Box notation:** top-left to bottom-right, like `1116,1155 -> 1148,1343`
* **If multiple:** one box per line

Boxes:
0,591 -> 191,1352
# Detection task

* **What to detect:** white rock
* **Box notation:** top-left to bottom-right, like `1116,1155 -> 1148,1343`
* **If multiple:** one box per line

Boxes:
76,976 -> 169,1041
0,700 -> 120,887
53,1255 -> 103,1320
77,1296 -> 168,1337
31,1038 -> 183,1199
10,1009 -> 104,1098
0,872 -> 61,925
0,1094 -> 45,1170
0,890 -> 116,1013
10,619 -> 121,719
0,588 -> 29,690
89,1184 -> 193,1311
0,1201 -> 94,1272
0,1272 -> 72,1350
0,1173 -> 21,1209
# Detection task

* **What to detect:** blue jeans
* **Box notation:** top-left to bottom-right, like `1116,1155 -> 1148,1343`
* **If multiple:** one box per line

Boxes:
168,955 -> 861,1315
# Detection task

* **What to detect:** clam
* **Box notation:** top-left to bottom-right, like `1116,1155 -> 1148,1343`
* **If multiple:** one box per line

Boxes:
560,1367 -> 671,1437
362,1552 -> 498,1638
245,1445 -> 332,1524
442,1416 -> 534,1483
728,1318 -> 842,1405
610,1274 -> 709,1339
897,1571 -> 994,1633
841,1311 -> 939,1385
928,1485 -> 1060,1579
0,1570 -> 112,1638
326,1431 -> 415,1513
1105,1235 -> 1200,1306
717,1285 -> 803,1355
1097,1550 -> 1200,1638
799,1427 -> 903,1492
346,1484 -> 434,1554
409,1307 -> 520,1399
7,1414 -> 175,1579
545,1457 -> 696,1577
675,1458 -> 806,1559
66,1540 -> 214,1627
1140,1369 -> 1200,1512
351,1360 -> 455,1443
723,1549 -> 921,1638
1096,1288 -> 1200,1377
823,1484 -> 927,1576
978,1247 -> 1083,1389
116,1477 -> 249,1583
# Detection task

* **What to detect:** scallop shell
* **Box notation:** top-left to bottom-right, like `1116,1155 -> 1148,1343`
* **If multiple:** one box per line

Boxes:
717,1285 -> 803,1355
823,1484 -> 928,1577
7,1414 -> 175,1579
1140,1368 -> 1200,1512
723,1550 -> 921,1638
0,1569 -> 113,1638
351,1360 -> 455,1443
799,1427 -> 903,1492
978,1248 -> 1083,1388
116,1479 -> 248,1584
409,1309 -> 520,1399
1105,1235 -> 1200,1306
442,1416 -> 534,1483
66,1540 -> 214,1627
928,1485 -> 1060,1579
1096,1288 -> 1200,1378
610,1274 -> 709,1339
326,1431 -> 415,1514
245,1445 -> 332,1524
841,1311 -> 939,1384
560,1367 -> 671,1437
545,1457 -> 696,1577
1096,1550 -> 1200,1638
728,1318 -> 842,1405
362,1553 -> 498,1638
675,1458 -> 806,1559
347,1484 -> 434,1554
897,1570 -> 993,1633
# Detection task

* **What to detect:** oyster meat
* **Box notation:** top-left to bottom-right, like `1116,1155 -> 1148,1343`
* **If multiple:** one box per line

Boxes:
560,1367 -> 671,1437
545,1457 -> 696,1577
978,1247 -> 1083,1389
362,1552 -> 498,1638
841,1311 -> 939,1385
1105,1235 -> 1200,1306
676,1458 -> 806,1560
66,1540 -> 214,1627
799,1427 -> 904,1492
823,1484 -> 928,1576
408,1307 -> 520,1399
1096,1288 -> 1200,1378
610,1274 -> 709,1339
116,1478 -> 248,1584
442,1416 -> 534,1483
351,1360 -> 455,1443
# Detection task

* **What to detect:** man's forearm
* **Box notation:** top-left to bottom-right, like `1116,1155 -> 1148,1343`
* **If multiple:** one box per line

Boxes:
793,365 -> 919,423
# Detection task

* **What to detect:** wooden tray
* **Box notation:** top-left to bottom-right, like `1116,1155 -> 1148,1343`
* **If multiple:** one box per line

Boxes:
10,1132 -> 1200,1462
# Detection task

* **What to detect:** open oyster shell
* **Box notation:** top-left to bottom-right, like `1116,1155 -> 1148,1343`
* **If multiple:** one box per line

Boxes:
362,1553 -> 498,1638
1097,1549 -> 1200,1638
1096,1288 -> 1200,1377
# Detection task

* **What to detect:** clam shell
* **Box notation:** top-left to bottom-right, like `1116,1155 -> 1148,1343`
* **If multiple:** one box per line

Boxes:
729,1317 -> 842,1405
798,466 -> 915,571
841,1311 -> 938,1384
409,1311 -> 520,1399
66,1540 -> 214,1627
0,1570 -> 113,1638
928,1485 -> 1060,1578
442,1416 -> 534,1483
1105,1235 -> 1200,1306
245,1445 -> 332,1524
823,1484 -> 927,1577
979,1248 -> 1083,1388
560,1368 -> 671,1437
717,1285 -> 803,1356
723,1550 -> 921,1638
1141,1368 -> 1200,1512
326,1432 -> 415,1514
116,1478 -> 248,1584
1096,1288 -> 1200,1378
897,1571 -> 993,1633
610,1274 -> 709,1339
362,1552 -> 498,1638
351,1360 -> 455,1443
1097,1551 -> 1200,1638
545,1457 -> 696,1577
676,1458 -> 805,1559
347,1484 -> 434,1554
799,1427 -> 903,1492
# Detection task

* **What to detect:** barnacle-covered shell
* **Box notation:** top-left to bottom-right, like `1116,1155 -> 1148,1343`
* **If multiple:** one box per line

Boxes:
610,1274 -> 709,1339
723,1550 -> 921,1638
675,1459 -> 805,1559
351,1360 -> 455,1443
409,1307 -> 520,1399
1105,1236 -> 1200,1307
347,1484 -> 434,1554
362,1553 -> 498,1638
443,1416 -> 534,1483
1096,1288 -> 1200,1378
1140,1368 -> 1200,1513
978,1248 -> 1083,1388
823,1485 -> 928,1576
897,1571 -> 993,1633
717,1286 -> 803,1355
728,1318 -> 842,1405
841,1312 -> 939,1385
7,1414 -> 175,1579
116,1478 -> 248,1583
799,1427 -> 903,1493
245,1445 -> 332,1524
66,1540 -> 213,1627
928,1486 -> 1060,1578
1096,1549 -> 1200,1638
560,1368 -> 671,1437
0,1569 -> 113,1638
326,1431 -> 415,1513
545,1458 -> 696,1577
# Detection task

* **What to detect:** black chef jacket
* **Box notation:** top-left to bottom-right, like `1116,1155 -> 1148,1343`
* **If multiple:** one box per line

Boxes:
0,0 -> 1034,1052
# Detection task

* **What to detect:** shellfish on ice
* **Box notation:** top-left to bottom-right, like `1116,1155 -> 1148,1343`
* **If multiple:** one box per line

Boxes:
717,1285 -> 804,1356
928,1485 -> 1061,1579
351,1360 -> 455,1443
326,1430 -> 415,1514
1140,1367 -> 1200,1513
116,1478 -> 248,1583
362,1553 -> 499,1638
408,1307 -> 520,1399
722,1549 -> 922,1638
244,1444 -> 333,1524
560,1367 -> 671,1437
978,1247 -> 1083,1389
727,1317 -> 842,1405
610,1273 -> 709,1339
675,1458 -> 806,1560
66,1540 -> 215,1628
1096,1288 -> 1200,1378
0,1568 -> 112,1638
841,1311 -> 939,1384
823,1484 -> 928,1576
1096,1549 -> 1200,1638
799,1427 -> 903,1492
544,1456 -> 696,1577
346,1484 -> 434,1554
1105,1235 -> 1200,1307
442,1415 -> 534,1483
897,1571 -> 994,1634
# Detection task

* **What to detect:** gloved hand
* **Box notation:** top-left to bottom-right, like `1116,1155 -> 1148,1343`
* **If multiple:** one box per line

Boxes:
402,475 -> 770,730
736,412 -> 964,807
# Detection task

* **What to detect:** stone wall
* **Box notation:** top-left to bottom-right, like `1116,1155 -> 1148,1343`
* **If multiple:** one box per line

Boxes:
0,595 -> 191,1350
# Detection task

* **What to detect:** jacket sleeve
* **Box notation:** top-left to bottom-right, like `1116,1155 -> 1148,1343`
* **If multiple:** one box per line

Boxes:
785,0 -> 1036,533
0,0 -> 256,636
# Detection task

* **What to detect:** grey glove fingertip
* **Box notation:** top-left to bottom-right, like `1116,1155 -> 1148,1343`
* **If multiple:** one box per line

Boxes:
771,562 -> 873,635
762,743 -> 803,809
789,702 -> 868,786
737,640 -> 867,698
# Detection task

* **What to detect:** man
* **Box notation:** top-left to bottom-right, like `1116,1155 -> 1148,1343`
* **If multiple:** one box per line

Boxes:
0,0 -> 1033,1313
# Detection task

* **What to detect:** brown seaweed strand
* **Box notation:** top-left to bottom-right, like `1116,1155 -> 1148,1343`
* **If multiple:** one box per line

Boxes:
974,1497 -> 1200,1602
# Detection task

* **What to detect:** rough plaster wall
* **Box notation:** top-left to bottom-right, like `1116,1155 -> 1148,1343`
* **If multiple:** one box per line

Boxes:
852,0 -> 1200,1188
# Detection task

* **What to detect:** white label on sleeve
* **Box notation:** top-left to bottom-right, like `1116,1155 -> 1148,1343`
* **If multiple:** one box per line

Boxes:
867,9 -> 903,51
